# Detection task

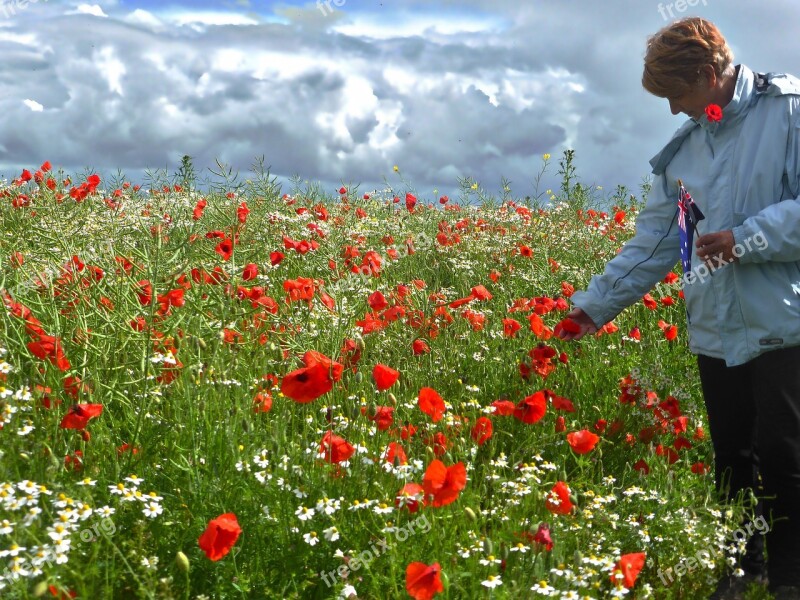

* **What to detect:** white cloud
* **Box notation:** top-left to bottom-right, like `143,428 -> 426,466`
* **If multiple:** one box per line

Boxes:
165,11 -> 260,27
74,4 -> 108,17
23,99 -> 44,112
332,13 -> 503,39
94,46 -> 126,96
123,9 -> 164,31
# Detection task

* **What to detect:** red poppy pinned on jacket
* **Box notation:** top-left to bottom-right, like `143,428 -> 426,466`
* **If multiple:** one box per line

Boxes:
406,561 -> 444,600
198,513 -> 242,561
704,103 -> 723,122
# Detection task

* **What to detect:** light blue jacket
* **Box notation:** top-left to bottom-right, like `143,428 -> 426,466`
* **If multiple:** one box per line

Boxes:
571,64 -> 800,366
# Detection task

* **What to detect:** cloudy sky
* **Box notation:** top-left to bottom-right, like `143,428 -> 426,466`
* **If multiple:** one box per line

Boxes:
2,0 -> 800,201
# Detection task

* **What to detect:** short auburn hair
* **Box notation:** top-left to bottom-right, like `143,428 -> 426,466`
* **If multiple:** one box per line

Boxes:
642,17 -> 734,97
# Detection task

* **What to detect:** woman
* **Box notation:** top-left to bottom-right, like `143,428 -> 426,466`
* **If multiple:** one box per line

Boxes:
557,17 -> 800,600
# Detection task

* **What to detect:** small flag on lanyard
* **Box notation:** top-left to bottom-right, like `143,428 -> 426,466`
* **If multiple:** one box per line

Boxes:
677,179 -> 705,273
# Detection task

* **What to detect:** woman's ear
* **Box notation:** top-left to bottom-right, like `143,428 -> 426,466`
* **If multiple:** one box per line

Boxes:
700,64 -> 718,89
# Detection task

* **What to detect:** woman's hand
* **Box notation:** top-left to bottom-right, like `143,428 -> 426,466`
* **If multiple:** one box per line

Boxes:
555,307 -> 599,341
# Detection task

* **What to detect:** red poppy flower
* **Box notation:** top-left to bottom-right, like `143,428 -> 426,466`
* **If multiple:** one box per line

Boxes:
252,391 -> 273,413
319,431 -> 355,464
550,393 -> 575,412
566,429 -> 600,454
303,351 -> 343,382
502,318 -> 522,337
371,406 -> 395,431
490,399 -> 515,416
412,339 -> 430,355
429,431 -> 449,457
553,317 -> 581,337
373,363 -> 400,391
242,263 -> 258,281
281,362 -> 333,403
533,522 -> 554,551
193,199 -> 207,220
368,290 -> 388,311
545,481 -> 574,515
633,459 -> 650,475
705,103 -> 723,122
418,387 -> 446,422
405,192 -> 417,213
471,416 -> 493,445
642,293 -> 657,310
237,202 -> 249,223
198,513 -> 241,561
555,415 -> 566,432
395,482 -> 424,513
59,403 -> 103,430
215,237 -> 234,261
513,391 -> 547,424
470,285 -> 492,301
382,441 -> 407,465
422,459 -> 466,507
406,562 -> 444,600
611,552 -> 646,588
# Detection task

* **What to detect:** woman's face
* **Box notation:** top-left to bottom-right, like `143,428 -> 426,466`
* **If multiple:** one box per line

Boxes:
666,69 -> 717,120
666,85 -> 712,120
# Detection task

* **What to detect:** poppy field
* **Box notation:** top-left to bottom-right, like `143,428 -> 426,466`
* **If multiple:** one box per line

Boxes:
0,156 -> 763,599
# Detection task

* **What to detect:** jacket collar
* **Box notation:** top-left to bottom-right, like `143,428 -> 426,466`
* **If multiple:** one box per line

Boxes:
650,64 -> 754,174
694,64 -> 754,133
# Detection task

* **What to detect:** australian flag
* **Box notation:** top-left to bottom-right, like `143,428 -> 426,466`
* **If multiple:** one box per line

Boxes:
677,180 -> 705,273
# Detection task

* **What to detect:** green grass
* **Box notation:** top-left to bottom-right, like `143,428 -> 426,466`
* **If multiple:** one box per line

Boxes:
0,154 -> 771,599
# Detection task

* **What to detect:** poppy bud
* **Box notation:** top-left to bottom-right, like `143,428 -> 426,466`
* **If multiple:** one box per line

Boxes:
464,507 -> 477,522
484,537 -> 493,555
355,371 -> 363,383
19,452 -> 30,461
33,581 -> 49,597
569,494 -> 579,508
176,551 -> 190,573
196,337 -> 207,350
425,446 -> 435,459
355,335 -> 365,351
388,393 -> 397,405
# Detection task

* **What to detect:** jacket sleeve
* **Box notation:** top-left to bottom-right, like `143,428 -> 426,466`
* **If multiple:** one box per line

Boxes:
570,174 -> 681,328
732,96 -> 800,263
